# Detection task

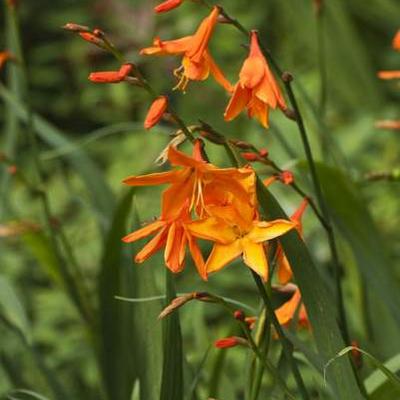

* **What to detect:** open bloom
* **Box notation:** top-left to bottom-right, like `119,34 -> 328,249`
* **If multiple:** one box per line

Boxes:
154,0 -> 183,13
122,143 -> 255,279
140,7 -> 232,92
276,199 -> 308,284
224,31 -> 286,128
275,286 -> 309,329
187,204 -> 295,281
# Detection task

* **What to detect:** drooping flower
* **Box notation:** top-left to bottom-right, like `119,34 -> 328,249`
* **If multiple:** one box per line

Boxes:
224,30 -> 287,128
140,7 -> 232,92
187,204 -> 295,281
154,0 -> 183,13
275,286 -> 309,329
393,30 -> 400,51
144,96 -> 168,129
276,199 -> 308,284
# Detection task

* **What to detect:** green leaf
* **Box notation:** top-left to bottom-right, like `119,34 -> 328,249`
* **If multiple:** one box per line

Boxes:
325,347 -> 400,399
256,178 -> 363,399
0,83 -> 115,231
98,188 -> 137,400
160,271 -> 183,400
308,163 -> 400,329
0,275 -> 31,344
365,353 -> 400,400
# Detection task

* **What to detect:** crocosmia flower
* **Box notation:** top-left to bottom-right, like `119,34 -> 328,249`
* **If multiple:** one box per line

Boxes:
224,31 -> 287,128
275,286 -> 309,329
140,7 -> 232,92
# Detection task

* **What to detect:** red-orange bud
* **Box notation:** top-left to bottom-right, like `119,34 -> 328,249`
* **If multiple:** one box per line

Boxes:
233,310 -> 245,321
7,165 -> 17,175
89,71 -> 123,84
79,32 -> 104,46
351,341 -> 363,369
118,63 -> 134,79
0,51 -> 14,70
279,170 -> 294,185
245,316 -> 257,330
214,336 -> 247,349
144,96 -> 168,130
241,152 -> 260,162
63,23 -> 90,33
259,148 -> 269,158
154,0 -> 183,13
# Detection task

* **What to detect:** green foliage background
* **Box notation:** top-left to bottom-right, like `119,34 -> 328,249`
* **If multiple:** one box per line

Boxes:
0,0 -> 400,399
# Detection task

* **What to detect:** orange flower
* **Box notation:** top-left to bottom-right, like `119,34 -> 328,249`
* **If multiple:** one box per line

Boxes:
0,51 -> 13,70
140,7 -> 232,92
393,30 -> 400,51
276,199 -> 308,284
154,0 -> 183,13
275,287 -> 309,329
377,70 -> 400,80
187,204 -> 295,281
122,143 -> 256,278
144,96 -> 168,129
224,31 -> 286,128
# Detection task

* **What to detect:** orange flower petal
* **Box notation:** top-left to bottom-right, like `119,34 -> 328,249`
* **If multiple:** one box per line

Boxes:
276,247 -> 293,284
140,36 -> 192,56
186,6 -> 219,64
186,232 -> 207,280
123,169 -> 181,186
122,220 -> 166,243
186,217 -> 237,245
207,52 -> 233,92
224,83 -> 251,122
135,227 -> 168,263
241,238 -> 269,281
206,241 -> 242,274
182,55 -> 210,81
247,219 -> 295,243
275,289 -> 302,326
393,30 -> 400,51
167,145 -> 204,169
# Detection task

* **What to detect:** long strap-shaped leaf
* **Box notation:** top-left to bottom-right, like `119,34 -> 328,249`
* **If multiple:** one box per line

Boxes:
256,178 -> 363,399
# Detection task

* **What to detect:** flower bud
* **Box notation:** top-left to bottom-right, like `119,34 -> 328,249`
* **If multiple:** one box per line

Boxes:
214,336 -> 248,349
241,152 -> 260,162
89,71 -> 124,83
279,170 -> 294,185
7,165 -> 17,175
377,70 -> 400,80
158,293 -> 196,319
118,63 -> 134,79
393,30 -> 400,52
258,148 -> 269,158
62,23 -> 90,33
144,96 -> 168,130
375,120 -> 400,130
350,341 -> 362,369
154,0 -> 183,14
79,32 -> 105,47
0,51 -> 14,70
245,316 -> 257,330
233,310 -> 245,321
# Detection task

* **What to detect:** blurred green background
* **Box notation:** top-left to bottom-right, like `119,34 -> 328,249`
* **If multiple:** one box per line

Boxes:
1,0 -> 400,399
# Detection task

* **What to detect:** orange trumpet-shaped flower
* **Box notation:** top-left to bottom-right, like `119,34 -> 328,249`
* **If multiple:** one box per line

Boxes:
140,7 -> 232,92
122,143 -> 256,279
377,70 -> 400,80
144,96 -> 168,129
154,0 -> 183,13
393,30 -> 400,51
186,204 -> 295,281
275,287 -> 309,329
276,199 -> 308,284
122,203 -> 206,278
224,31 -> 287,128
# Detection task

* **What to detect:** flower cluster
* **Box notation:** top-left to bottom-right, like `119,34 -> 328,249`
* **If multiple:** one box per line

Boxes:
122,141 -> 295,281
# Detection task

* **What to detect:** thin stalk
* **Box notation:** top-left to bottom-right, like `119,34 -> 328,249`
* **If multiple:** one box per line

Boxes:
251,271 -> 310,400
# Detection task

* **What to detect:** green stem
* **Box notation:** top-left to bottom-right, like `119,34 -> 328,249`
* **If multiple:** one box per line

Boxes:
251,271 -> 310,400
